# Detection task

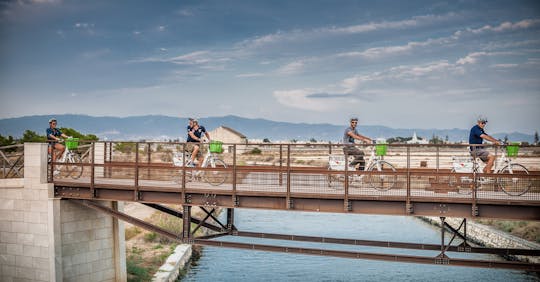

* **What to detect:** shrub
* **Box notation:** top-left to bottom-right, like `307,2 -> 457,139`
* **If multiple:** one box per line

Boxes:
250,147 -> 262,154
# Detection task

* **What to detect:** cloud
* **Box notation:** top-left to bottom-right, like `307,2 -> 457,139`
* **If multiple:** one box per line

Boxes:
236,73 -> 264,78
273,89 -> 359,111
74,22 -> 96,35
276,60 -> 305,75
133,50 -> 231,69
238,13 -> 461,50
453,19 -> 540,38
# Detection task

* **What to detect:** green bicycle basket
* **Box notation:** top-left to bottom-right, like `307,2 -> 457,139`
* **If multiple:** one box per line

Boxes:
375,143 -> 387,156
209,140 -> 223,153
506,142 -> 519,157
65,138 -> 79,150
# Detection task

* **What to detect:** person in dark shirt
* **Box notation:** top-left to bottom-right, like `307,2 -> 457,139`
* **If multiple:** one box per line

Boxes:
469,115 -> 500,174
186,119 -> 210,167
186,117 -> 194,137
342,117 -> 373,170
46,118 -> 69,161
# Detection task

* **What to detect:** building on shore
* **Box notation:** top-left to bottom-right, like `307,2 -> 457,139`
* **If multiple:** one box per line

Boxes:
209,126 -> 248,153
406,132 -> 429,144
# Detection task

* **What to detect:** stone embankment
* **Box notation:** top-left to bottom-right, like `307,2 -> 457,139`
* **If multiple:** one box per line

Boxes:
152,244 -> 192,282
420,217 -> 539,263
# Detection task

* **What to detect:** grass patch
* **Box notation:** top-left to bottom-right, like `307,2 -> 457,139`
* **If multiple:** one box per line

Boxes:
475,219 -> 540,243
125,226 -> 141,241
127,247 -> 151,282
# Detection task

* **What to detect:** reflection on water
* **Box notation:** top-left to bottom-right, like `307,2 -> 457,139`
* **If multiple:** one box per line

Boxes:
182,209 -> 537,282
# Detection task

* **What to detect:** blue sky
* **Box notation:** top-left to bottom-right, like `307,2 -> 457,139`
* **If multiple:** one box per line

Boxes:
1,0 -> 539,134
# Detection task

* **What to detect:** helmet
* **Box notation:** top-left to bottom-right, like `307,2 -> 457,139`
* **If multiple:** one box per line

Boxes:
477,115 -> 488,123
49,118 -> 57,123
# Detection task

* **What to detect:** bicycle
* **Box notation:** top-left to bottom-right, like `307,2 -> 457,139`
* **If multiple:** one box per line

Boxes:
327,143 -> 397,191
449,143 -> 531,196
49,138 -> 84,179
172,141 -> 228,186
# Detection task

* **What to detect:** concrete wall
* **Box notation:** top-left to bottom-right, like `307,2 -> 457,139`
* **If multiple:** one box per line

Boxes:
0,143 -> 126,282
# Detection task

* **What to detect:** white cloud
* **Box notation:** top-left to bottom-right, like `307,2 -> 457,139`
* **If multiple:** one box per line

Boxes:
239,13 -> 461,50
276,60 -> 305,75
236,73 -> 264,78
273,89 -> 358,111
133,50 -> 231,68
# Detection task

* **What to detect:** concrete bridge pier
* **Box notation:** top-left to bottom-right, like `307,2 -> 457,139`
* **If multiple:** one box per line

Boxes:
0,143 -> 127,282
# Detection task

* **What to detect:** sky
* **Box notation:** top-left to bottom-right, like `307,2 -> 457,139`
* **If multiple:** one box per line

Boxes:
0,0 -> 539,134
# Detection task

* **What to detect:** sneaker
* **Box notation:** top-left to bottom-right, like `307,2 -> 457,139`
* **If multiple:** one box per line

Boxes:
186,163 -> 196,168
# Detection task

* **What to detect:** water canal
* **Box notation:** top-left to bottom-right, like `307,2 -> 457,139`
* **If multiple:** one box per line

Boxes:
182,209 -> 538,281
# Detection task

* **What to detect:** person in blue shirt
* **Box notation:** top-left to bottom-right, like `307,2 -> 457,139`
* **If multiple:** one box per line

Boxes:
186,119 -> 211,167
469,115 -> 500,174
46,118 -> 70,162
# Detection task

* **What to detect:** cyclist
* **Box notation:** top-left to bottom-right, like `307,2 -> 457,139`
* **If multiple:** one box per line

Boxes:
469,115 -> 501,174
186,119 -> 211,167
343,117 -> 373,170
186,117 -> 194,137
46,118 -> 70,162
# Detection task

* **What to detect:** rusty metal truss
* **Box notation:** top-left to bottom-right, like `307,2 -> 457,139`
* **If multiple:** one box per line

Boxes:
72,200 -> 540,272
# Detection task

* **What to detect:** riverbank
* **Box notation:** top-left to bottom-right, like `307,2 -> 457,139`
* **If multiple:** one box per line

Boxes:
419,216 -> 540,263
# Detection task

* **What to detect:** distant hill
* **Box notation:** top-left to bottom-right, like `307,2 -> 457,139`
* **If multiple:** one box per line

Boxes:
0,114 -> 535,143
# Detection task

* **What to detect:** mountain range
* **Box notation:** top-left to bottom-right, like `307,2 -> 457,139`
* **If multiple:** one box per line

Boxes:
0,114 -> 535,143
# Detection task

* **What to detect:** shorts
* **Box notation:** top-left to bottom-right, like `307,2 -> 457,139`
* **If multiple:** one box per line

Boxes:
185,143 -> 206,158
470,148 -> 489,162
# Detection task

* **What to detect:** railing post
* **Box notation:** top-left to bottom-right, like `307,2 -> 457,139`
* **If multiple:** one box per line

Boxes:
147,143 -> 151,180
344,145 -> 350,211
182,143 -> 187,204
232,144 -> 237,206
436,145 -> 440,182
328,141 -> 332,155
286,144 -> 292,209
406,146 -> 411,213
279,144 -> 283,186
134,142 -> 139,201
91,142 -> 95,198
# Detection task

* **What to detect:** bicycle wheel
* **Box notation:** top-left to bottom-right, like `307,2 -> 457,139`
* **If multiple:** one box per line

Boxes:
366,161 -> 396,191
498,164 -> 531,196
449,169 -> 473,195
64,153 -> 83,179
326,166 -> 353,189
203,159 -> 228,186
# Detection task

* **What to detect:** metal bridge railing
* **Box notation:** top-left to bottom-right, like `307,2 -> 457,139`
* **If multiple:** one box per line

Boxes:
49,141 -> 540,205
0,144 -> 24,178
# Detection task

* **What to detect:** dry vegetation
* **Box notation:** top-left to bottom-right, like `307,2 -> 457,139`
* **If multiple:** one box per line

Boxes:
124,205 -> 212,282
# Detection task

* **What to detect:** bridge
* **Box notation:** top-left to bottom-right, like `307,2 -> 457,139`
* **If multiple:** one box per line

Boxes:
1,142 -> 539,281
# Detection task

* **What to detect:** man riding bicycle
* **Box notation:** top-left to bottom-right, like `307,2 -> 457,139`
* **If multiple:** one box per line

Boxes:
343,117 -> 373,170
46,118 -> 70,162
469,115 -> 501,174
186,119 -> 211,167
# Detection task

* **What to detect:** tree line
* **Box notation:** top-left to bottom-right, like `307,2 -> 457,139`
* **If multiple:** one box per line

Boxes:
0,128 -> 99,147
